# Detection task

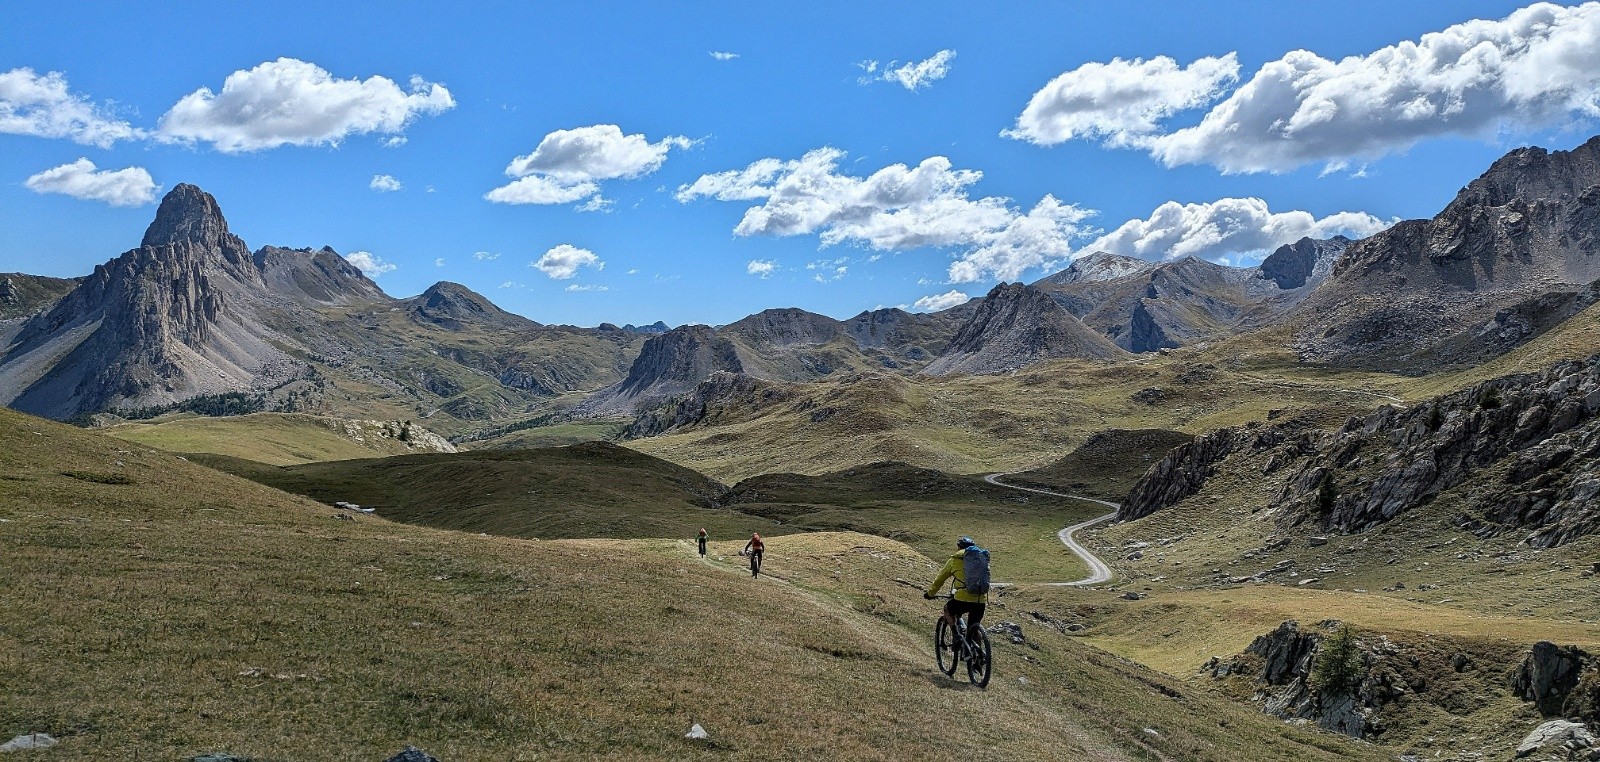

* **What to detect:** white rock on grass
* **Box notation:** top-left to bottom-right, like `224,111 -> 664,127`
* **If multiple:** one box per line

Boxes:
0,733 -> 58,751
685,723 -> 709,740
1515,719 -> 1595,758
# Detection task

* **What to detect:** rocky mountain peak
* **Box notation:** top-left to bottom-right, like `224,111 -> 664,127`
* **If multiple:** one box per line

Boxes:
923,282 -> 1127,375
1456,134 -> 1600,210
141,184 -> 234,250
406,281 -> 536,331
1040,251 -> 1154,285
574,324 -> 744,416
1259,236 -> 1350,290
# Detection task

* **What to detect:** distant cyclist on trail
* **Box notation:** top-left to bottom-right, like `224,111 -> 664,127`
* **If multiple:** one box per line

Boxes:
924,536 -> 990,645
697,528 -> 708,558
743,532 -> 764,578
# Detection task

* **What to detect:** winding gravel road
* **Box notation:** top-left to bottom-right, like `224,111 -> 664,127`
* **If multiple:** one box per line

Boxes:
984,473 -> 1117,586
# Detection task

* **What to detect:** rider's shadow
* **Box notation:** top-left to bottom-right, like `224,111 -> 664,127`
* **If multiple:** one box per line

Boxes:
914,669 -> 982,691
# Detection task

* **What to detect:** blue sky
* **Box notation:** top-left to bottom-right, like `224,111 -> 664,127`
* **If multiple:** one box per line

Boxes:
3,1 -> 1599,326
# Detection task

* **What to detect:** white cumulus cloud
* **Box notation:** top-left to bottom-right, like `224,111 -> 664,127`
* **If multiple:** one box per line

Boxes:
564,284 -> 609,292
24,158 -> 158,206
434,257 -> 445,267
912,290 -> 971,312
344,250 -> 396,278
532,244 -> 603,279
746,259 -> 777,278
1006,55 -> 1239,147
370,174 -> 402,192
1013,3 -> 1600,173
678,147 -> 1094,283
487,124 -> 695,207
865,50 -> 957,91
710,51 -> 740,61
156,58 -> 454,152
1087,197 -> 1394,261
474,251 -> 501,261
0,68 -> 142,147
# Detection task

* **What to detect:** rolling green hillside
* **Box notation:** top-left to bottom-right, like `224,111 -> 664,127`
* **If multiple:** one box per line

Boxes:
104,412 -> 453,465
0,407 -> 1384,760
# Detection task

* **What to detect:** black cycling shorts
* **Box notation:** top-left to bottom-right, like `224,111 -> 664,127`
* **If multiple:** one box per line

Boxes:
944,598 -> 986,628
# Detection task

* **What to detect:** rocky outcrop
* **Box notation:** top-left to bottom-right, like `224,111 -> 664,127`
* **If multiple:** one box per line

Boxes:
1118,428 -> 1248,521
1292,135 -> 1600,370
1513,642 -> 1597,719
575,325 -> 744,416
923,282 -> 1126,375
1205,621 -> 1370,738
1121,355 -> 1600,547
1276,357 -> 1600,545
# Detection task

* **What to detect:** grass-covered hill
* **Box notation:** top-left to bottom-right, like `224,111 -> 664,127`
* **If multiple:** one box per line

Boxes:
626,354 -> 1405,483
0,407 -> 1386,760
196,441 -> 745,541
103,412 -> 455,466
725,461 -> 1108,583
1008,428 -> 1195,501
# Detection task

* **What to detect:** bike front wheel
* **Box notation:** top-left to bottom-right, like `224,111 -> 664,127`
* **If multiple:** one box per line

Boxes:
935,617 -> 958,676
966,626 -> 992,688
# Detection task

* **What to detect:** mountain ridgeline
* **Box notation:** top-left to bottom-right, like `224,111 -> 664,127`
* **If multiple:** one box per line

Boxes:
5,136 -> 1600,430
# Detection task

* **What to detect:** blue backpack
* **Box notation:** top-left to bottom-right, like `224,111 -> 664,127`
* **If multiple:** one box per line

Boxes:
962,546 -> 991,595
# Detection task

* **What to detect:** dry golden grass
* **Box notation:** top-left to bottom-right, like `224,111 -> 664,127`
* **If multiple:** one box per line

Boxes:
0,408 -> 1387,760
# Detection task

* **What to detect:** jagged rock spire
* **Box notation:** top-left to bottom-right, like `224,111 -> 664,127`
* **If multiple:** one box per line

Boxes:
141,184 -> 234,249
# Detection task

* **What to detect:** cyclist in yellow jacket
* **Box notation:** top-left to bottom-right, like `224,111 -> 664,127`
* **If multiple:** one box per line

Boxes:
923,536 -> 987,643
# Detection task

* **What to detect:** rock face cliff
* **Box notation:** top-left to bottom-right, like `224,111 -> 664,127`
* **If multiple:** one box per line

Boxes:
1120,355 -> 1600,548
1292,136 -> 1600,371
0,184 -> 644,427
1,185 -> 299,419
922,282 -> 1127,375
1033,238 -> 1350,352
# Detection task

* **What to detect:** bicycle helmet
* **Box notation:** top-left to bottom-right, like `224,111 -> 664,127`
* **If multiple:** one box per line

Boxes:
956,536 -> 976,549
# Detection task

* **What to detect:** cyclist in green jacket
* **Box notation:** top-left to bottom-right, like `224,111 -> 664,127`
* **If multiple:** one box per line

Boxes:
923,536 -> 987,643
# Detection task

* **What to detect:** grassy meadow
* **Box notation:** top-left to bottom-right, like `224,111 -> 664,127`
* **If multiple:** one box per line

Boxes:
0,408 -> 1390,760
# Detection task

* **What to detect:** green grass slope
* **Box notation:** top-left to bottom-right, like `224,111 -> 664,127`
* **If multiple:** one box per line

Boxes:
1008,428 -> 1195,500
727,462 -> 1108,583
198,441 -> 751,541
104,412 -> 450,465
628,355 -> 1404,482
0,407 -> 1385,760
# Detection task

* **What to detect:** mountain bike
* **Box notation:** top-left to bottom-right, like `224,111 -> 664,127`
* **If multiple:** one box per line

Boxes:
743,548 -> 763,578
933,596 -> 991,688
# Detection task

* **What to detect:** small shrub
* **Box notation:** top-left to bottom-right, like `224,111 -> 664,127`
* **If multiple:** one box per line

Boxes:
1478,386 -> 1502,410
60,471 -> 134,485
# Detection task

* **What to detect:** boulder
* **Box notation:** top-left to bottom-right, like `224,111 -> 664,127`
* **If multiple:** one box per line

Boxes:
0,733 -> 57,752
383,747 -> 440,762
1513,642 -> 1591,715
1514,720 -> 1596,759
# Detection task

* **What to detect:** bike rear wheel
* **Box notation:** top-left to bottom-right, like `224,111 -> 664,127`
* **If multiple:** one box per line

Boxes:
934,617 -> 958,676
965,626 -> 992,688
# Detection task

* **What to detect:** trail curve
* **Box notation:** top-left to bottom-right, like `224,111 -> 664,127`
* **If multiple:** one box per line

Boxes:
984,473 -> 1117,587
